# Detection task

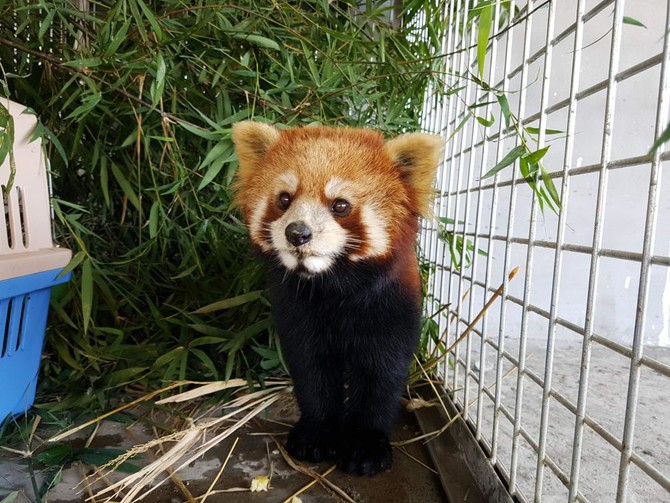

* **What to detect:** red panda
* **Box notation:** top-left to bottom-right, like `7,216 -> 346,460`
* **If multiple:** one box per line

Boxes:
232,122 -> 442,475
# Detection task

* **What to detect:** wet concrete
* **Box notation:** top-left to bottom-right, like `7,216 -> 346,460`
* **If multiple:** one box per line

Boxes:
0,395 -> 447,503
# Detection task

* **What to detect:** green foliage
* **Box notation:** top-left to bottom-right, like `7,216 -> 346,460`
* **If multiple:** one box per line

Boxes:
0,101 -> 15,193
436,216 -> 488,270
470,79 -> 562,214
622,16 -> 646,29
0,0 -> 444,411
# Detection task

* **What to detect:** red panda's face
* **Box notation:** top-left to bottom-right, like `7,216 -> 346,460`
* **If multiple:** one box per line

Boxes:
232,123 -> 442,277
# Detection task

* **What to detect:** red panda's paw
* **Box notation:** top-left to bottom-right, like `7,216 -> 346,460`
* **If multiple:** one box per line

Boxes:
286,418 -> 339,463
339,430 -> 393,476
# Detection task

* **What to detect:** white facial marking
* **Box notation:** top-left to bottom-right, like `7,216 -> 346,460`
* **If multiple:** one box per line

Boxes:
278,250 -> 299,270
350,203 -> 389,261
270,196 -> 348,275
278,171 -> 299,193
325,176 -> 355,200
302,256 -> 334,274
248,197 -> 272,251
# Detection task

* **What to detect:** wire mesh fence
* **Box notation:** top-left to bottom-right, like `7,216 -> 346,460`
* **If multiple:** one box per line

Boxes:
419,1 -> 670,501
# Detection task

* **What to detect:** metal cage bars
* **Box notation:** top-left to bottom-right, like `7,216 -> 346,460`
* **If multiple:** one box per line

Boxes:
419,0 -> 670,502
615,0 -> 670,498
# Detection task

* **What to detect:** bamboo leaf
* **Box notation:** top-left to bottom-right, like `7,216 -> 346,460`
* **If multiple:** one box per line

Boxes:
37,121 -> 68,166
34,443 -> 72,466
482,145 -> 525,178
226,319 -> 273,352
260,358 -> 280,370
103,367 -> 148,386
476,113 -> 495,127
59,250 -> 87,278
477,4 -> 493,77
198,143 -> 235,191
190,336 -> 229,346
110,163 -> 141,210
623,16 -> 646,28
190,348 -> 219,379
225,350 -> 237,381
447,112 -> 473,142
189,324 -> 232,337
199,140 -> 230,169
152,347 -> 185,369
81,259 -> 94,334
38,9 -> 55,42
100,157 -> 111,208
496,94 -> 511,128
149,200 -> 159,238
170,265 -> 198,280
51,338 -> 84,371
176,121 -> 222,140
104,19 -> 131,57
150,53 -> 167,105
437,216 -> 465,225
194,291 -> 264,314
135,0 -> 164,40
62,58 -> 103,68
648,121 -> 670,154
197,159 -> 228,191
541,165 -> 562,210
232,33 -> 280,51
519,155 -> 530,180
66,93 -> 102,120
522,146 -> 550,164
0,102 -> 15,173
526,126 -> 564,135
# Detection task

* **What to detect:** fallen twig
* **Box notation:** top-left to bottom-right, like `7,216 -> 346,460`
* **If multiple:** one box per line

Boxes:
273,439 -> 356,503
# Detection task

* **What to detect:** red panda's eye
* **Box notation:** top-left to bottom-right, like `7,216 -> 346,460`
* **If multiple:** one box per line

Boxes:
277,192 -> 292,210
331,199 -> 351,216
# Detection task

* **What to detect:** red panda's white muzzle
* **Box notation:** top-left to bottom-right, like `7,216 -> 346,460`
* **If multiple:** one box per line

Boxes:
270,197 -> 349,276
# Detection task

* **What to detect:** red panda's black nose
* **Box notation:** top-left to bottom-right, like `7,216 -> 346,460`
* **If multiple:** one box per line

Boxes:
285,222 -> 312,247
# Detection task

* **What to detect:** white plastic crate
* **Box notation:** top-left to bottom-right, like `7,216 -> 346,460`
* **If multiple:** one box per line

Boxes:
0,98 -> 72,419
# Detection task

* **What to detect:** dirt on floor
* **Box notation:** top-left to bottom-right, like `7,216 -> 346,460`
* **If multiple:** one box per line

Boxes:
0,393 -> 447,503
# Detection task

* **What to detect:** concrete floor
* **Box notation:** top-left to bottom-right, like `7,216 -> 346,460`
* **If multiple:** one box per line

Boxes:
0,396 -> 447,503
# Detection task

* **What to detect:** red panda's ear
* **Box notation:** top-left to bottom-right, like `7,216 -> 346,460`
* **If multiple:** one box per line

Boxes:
232,121 -> 280,183
385,133 -> 444,217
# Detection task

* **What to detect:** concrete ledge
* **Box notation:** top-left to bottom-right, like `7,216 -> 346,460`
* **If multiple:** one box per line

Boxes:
413,384 -> 515,503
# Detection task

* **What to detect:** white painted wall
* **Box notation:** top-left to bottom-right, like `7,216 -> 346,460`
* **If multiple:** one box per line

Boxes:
537,0 -> 670,348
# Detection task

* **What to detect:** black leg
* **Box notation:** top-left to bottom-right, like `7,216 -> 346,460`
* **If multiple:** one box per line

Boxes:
284,353 -> 343,463
338,344 -> 412,475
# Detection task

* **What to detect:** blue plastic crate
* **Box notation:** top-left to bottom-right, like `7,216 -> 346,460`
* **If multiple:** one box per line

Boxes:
1,99 -> 73,421
0,268 -> 71,420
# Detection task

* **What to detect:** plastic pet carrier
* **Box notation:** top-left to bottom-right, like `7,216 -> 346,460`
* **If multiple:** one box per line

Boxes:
0,98 -> 72,420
